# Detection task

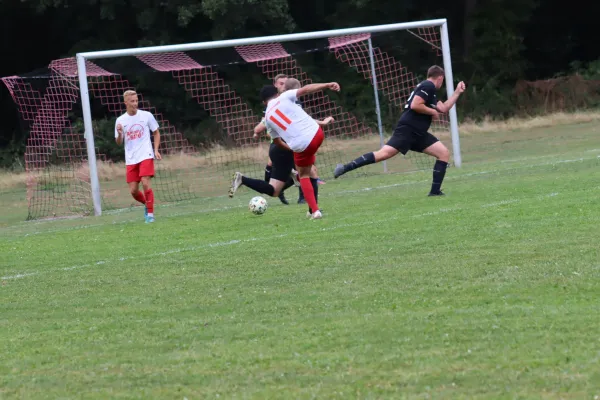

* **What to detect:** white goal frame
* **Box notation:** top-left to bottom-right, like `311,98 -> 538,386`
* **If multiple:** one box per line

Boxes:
76,18 -> 461,216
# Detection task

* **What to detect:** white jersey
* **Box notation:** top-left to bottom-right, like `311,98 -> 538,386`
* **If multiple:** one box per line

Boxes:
264,89 -> 318,152
115,110 -> 159,165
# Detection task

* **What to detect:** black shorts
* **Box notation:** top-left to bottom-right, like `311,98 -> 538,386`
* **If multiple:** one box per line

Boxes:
268,143 -> 295,182
386,125 -> 439,155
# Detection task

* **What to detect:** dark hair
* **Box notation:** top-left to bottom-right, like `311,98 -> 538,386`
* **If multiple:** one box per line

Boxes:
260,85 -> 278,102
427,65 -> 445,78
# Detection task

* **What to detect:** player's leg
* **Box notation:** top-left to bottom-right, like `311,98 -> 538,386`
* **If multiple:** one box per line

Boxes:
269,159 -> 296,199
313,165 -> 325,184
229,172 -> 277,197
297,180 -> 305,205
294,129 -> 324,219
139,159 -> 156,222
269,178 -> 293,197
334,126 -> 411,178
127,163 -> 147,219
269,144 -> 293,204
296,164 -> 320,218
333,146 -> 398,178
307,164 -> 320,215
264,157 -> 273,181
420,135 -> 450,196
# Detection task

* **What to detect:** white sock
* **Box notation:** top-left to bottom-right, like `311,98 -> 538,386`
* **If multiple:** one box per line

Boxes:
148,212 -> 154,217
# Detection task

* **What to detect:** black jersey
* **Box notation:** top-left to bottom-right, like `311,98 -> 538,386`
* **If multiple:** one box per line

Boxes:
397,80 -> 438,132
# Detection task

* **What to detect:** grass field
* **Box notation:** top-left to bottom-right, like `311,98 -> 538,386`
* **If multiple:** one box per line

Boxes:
1,116 -> 600,398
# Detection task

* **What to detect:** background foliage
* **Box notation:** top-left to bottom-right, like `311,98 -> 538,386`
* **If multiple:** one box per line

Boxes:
1,0 -> 599,168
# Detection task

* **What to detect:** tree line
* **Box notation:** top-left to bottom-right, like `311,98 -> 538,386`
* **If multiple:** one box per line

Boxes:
1,0 -> 599,169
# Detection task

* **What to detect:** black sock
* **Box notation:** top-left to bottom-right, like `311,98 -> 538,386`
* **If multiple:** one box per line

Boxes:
308,177 -> 319,214
344,152 -> 376,173
264,165 -> 272,182
298,186 -> 304,201
430,160 -> 448,194
242,176 -> 275,196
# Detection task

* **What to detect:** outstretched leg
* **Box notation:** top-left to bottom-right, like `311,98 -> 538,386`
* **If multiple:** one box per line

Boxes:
229,172 -> 290,198
334,145 -> 398,178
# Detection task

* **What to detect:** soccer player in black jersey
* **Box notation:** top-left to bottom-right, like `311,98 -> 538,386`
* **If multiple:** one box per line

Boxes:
333,65 -> 466,196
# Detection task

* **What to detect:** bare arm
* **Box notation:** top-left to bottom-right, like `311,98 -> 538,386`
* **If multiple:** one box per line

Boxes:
115,123 -> 123,145
410,96 -> 439,116
153,129 -> 162,160
273,137 -> 292,151
317,116 -> 334,126
297,82 -> 340,97
436,81 -> 466,114
253,120 -> 267,138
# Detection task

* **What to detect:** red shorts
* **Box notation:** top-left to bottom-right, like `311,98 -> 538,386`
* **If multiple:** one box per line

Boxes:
126,158 -> 155,183
294,128 -> 324,167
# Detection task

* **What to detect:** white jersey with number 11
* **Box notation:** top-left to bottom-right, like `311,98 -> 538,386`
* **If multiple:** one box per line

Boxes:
264,89 -> 318,152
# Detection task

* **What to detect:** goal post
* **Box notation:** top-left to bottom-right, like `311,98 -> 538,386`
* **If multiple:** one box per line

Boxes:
3,18 -> 461,220
77,18 -> 460,217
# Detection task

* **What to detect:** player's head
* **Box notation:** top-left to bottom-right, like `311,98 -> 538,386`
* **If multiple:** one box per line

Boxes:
273,74 -> 288,93
427,65 -> 445,89
283,78 -> 301,91
123,90 -> 139,113
259,85 -> 279,103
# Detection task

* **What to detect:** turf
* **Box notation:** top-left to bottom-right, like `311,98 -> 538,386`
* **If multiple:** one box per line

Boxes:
1,121 -> 600,399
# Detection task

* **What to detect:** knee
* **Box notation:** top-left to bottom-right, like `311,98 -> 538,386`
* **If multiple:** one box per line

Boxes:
438,147 -> 450,162
130,187 -> 139,196
374,148 -> 393,162
141,178 -> 151,191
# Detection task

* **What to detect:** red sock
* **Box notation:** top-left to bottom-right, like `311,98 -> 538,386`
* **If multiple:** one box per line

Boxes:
299,178 -> 318,213
132,190 -> 146,205
144,188 -> 154,213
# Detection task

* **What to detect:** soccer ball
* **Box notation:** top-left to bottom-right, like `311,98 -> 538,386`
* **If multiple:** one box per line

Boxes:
249,196 -> 268,215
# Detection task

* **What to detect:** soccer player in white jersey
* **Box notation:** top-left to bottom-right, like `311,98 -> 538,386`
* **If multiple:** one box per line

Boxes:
253,74 -> 327,204
115,90 -> 161,223
262,79 -> 340,219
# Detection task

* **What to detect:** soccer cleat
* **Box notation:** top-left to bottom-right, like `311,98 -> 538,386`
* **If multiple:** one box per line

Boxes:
145,215 -> 155,223
310,210 -> 323,220
333,163 -> 345,179
317,178 -> 326,185
278,193 -> 289,205
428,191 -> 445,197
307,208 -> 323,217
228,172 -> 243,198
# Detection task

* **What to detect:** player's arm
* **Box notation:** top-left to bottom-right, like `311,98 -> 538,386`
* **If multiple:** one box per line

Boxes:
410,95 -> 438,116
297,82 -> 340,97
436,81 -> 466,114
316,116 -> 334,126
147,113 -> 162,160
115,121 -> 123,145
272,137 -> 291,151
152,129 -> 162,160
253,119 -> 267,138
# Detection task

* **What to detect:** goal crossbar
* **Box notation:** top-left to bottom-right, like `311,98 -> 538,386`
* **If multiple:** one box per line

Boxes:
74,18 -> 460,217
78,19 -> 448,60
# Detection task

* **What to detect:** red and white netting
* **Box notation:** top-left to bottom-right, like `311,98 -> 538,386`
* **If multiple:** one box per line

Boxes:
2,27 -> 450,219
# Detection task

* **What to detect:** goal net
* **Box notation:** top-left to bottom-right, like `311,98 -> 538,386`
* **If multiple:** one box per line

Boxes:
2,20 -> 459,220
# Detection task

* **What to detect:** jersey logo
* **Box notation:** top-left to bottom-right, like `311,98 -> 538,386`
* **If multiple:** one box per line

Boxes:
126,123 -> 144,140
269,109 -> 292,131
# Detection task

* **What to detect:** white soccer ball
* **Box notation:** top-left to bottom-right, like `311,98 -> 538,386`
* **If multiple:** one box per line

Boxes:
249,196 -> 268,215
